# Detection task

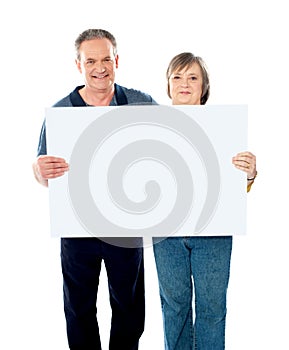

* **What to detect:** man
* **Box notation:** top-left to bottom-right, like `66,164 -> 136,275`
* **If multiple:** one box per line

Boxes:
33,28 -> 156,350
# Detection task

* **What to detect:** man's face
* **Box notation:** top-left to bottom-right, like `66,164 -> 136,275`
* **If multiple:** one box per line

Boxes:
76,38 -> 119,93
169,63 -> 203,105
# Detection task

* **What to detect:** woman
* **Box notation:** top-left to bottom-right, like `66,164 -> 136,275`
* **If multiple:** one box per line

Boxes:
153,52 -> 257,350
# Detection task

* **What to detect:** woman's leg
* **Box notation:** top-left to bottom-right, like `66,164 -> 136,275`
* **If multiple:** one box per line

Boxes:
190,236 -> 232,350
153,237 -> 194,350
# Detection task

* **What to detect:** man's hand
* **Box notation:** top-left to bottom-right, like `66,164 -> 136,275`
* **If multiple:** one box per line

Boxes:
33,155 -> 69,187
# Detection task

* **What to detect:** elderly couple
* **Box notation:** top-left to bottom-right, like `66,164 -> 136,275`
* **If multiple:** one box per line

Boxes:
33,29 -> 257,350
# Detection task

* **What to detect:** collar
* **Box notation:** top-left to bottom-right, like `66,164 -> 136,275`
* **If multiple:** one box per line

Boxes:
69,84 -> 128,106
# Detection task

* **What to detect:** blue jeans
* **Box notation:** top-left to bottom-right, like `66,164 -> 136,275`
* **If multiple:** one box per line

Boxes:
153,236 -> 232,350
61,238 -> 145,350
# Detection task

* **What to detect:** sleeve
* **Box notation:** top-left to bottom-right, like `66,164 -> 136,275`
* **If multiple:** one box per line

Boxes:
247,182 -> 254,192
246,171 -> 257,192
37,120 -> 47,156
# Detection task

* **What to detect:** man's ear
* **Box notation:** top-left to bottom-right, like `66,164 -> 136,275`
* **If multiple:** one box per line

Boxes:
75,59 -> 82,73
115,54 -> 119,69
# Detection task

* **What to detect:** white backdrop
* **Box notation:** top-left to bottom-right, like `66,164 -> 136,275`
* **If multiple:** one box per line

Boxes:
0,0 -> 288,349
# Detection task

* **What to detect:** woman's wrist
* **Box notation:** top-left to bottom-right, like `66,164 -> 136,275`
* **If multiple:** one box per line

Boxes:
247,171 -> 257,181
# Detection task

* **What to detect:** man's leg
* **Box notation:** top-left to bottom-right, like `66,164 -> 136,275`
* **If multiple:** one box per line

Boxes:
102,241 -> 145,350
61,238 -> 102,349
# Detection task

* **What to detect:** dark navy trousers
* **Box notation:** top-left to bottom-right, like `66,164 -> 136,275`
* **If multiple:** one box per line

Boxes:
60,238 -> 145,350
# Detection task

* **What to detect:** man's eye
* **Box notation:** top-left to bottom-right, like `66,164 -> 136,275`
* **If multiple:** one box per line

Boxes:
173,76 -> 180,79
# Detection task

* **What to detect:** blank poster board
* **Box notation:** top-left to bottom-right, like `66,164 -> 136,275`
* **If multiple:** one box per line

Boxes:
46,104 -> 247,239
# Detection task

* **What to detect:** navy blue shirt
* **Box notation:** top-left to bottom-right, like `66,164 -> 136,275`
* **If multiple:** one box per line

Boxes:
37,84 -> 157,156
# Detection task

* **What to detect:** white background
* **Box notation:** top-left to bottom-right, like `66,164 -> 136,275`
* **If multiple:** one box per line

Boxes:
0,0 -> 288,349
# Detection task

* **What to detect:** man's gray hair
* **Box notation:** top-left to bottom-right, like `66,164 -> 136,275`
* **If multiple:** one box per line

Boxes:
75,29 -> 117,60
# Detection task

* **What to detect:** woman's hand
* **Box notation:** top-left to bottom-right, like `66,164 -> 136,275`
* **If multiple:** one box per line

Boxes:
232,151 -> 257,180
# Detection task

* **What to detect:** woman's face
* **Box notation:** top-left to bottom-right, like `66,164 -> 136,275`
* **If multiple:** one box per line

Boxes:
169,62 -> 203,105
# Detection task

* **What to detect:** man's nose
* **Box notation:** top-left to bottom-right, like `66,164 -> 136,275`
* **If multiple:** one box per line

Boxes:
94,62 -> 106,72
